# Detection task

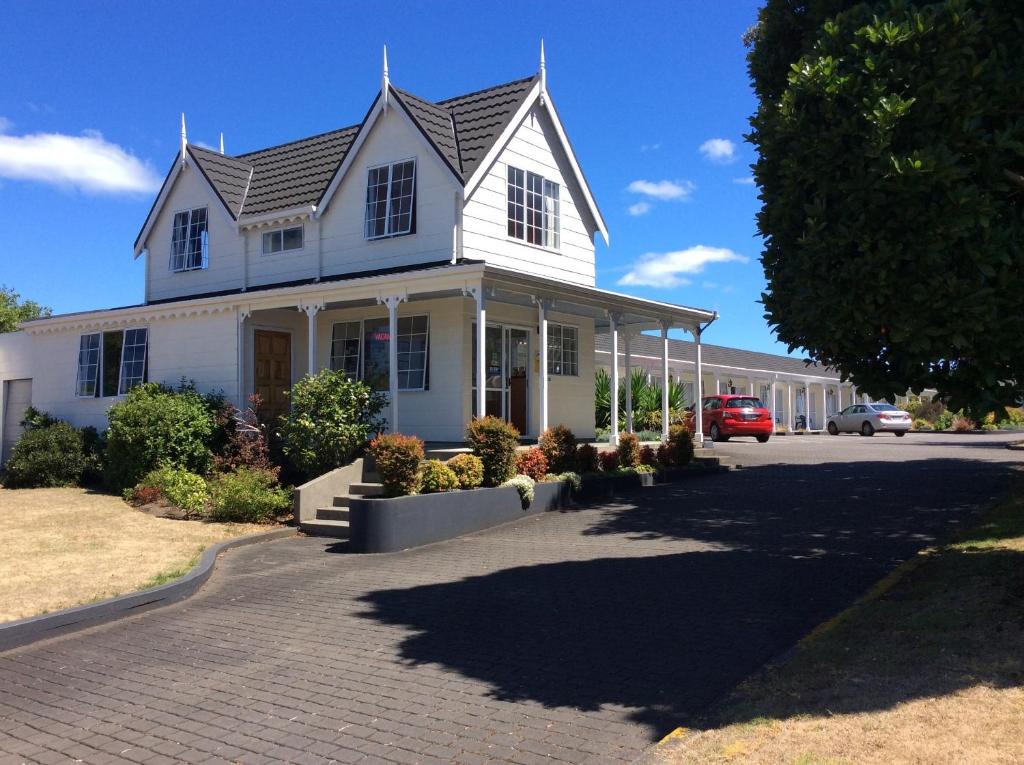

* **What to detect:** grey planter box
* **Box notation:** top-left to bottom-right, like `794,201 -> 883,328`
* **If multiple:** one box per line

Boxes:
348,480 -> 570,553
576,470 -> 655,500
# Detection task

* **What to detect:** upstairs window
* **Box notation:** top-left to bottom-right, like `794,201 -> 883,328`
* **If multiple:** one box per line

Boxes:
262,225 -> 303,254
364,159 -> 416,239
507,166 -> 559,248
170,207 -> 208,272
76,328 -> 148,398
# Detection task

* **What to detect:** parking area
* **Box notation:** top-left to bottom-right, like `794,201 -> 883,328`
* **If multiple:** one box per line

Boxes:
0,433 -> 1020,765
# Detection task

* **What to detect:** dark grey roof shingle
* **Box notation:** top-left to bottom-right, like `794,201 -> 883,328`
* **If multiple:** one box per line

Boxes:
595,332 -> 840,380
186,76 -> 539,221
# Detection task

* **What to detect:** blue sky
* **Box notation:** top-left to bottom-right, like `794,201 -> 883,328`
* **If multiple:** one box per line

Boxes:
0,0 -> 782,353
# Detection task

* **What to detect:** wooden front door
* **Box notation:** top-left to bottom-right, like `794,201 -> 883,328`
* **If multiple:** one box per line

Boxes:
254,330 -> 291,425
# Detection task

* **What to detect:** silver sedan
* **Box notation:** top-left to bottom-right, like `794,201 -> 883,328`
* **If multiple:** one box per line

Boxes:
827,402 -> 912,436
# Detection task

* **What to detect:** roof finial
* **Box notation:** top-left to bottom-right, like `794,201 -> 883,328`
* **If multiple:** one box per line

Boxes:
180,113 -> 188,166
219,132 -> 224,155
539,39 -> 547,106
382,45 -> 390,114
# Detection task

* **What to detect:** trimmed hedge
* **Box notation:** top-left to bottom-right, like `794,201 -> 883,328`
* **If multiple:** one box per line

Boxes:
370,433 -> 424,497
539,425 -> 577,473
446,453 -> 484,489
467,416 -> 520,487
2,422 -> 86,488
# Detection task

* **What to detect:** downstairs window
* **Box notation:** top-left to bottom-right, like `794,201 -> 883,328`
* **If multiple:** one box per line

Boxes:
76,328 -> 148,397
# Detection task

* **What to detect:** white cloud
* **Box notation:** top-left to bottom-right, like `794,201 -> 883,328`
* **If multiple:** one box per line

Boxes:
733,176 -> 756,185
628,201 -> 651,217
640,142 -> 661,152
0,117 -> 12,134
618,245 -> 748,288
699,138 -> 737,164
626,179 -> 695,201
0,128 -> 161,194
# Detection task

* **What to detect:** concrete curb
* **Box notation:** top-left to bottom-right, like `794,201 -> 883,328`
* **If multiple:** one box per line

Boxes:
0,527 -> 296,653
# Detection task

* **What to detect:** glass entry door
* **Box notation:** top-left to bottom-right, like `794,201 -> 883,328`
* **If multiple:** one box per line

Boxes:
472,324 -> 530,434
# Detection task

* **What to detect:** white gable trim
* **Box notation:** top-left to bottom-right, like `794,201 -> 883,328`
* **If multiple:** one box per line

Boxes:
132,149 -> 238,259
315,89 -> 463,218
463,82 -> 609,246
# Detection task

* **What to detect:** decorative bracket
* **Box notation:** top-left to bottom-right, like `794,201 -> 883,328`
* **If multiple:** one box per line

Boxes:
298,300 -> 325,318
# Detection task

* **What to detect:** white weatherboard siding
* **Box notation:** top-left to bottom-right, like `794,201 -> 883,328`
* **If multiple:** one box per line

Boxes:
145,166 -> 244,302
0,331 -> 34,463
462,106 -> 597,287
313,109 -> 456,284
22,311 -> 238,434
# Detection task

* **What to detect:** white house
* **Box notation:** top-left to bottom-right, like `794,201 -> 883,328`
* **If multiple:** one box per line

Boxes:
0,49 -> 719,463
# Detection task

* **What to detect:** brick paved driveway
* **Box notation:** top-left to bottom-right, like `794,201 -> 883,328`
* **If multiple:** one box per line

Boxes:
1,433 -> 1021,765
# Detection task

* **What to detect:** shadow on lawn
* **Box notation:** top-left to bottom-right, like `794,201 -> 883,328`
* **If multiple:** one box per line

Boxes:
356,456 -> 1022,739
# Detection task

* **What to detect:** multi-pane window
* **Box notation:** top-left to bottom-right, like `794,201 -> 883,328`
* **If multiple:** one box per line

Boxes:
170,207 -> 208,271
330,316 -> 429,391
75,328 -> 148,398
262,225 -> 303,254
546,323 -> 578,376
330,321 -> 361,377
364,159 -> 416,239
75,334 -> 101,397
507,166 -> 559,248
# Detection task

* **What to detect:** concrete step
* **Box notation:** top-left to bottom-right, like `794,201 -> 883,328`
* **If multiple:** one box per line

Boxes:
300,518 -> 350,539
362,470 -> 380,483
348,482 -> 383,497
316,507 -> 349,522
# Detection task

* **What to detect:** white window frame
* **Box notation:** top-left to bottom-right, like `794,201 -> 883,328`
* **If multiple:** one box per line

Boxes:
329,321 -> 363,378
261,224 -> 304,256
364,158 -> 417,240
507,165 -> 560,250
546,322 -> 578,376
74,328 -> 149,399
169,207 -> 209,272
328,315 -> 429,391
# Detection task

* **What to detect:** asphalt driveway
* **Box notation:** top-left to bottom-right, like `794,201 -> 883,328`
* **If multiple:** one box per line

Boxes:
0,433 -> 1020,765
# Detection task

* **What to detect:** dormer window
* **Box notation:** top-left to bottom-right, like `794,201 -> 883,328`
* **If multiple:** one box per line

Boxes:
507,166 -> 559,249
262,224 -> 303,255
365,159 -> 416,239
170,207 -> 208,272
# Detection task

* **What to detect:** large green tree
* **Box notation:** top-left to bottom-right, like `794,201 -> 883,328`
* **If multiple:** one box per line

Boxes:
747,0 -> 1024,411
0,286 -> 51,333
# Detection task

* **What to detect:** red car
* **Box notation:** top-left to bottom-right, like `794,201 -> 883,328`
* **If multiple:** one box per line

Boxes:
688,394 -> 773,443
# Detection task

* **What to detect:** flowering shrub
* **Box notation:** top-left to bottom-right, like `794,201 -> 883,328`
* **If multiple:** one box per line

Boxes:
207,468 -> 291,523
446,453 -> 484,489
575,443 -> 600,473
639,444 -> 658,467
500,474 -> 535,508
539,425 -> 577,473
617,433 -> 641,468
599,449 -> 620,472
467,416 -> 520,486
515,448 -> 549,482
370,433 -> 424,497
419,459 -> 460,493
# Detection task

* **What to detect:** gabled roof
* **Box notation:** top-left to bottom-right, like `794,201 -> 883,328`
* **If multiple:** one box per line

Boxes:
136,72 -> 604,254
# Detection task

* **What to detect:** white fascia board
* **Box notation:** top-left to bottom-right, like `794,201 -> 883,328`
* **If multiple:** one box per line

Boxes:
388,93 -> 464,192
22,262 -> 488,334
463,83 -> 609,246
133,155 -> 182,258
595,348 -> 842,383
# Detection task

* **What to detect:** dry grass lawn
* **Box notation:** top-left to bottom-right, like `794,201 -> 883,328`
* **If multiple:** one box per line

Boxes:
0,487 -> 265,623
661,492 -> 1024,765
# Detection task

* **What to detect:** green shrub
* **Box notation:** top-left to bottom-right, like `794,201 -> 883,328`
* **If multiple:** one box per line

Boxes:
632,464 -> 656,474
617,433 -> 641,468
500,474 -> 535,508
446,453 -> 483,489
667,424 -> 695,466
1004,407 -> 1024,426
934,410 -> 956,431
278,370 -> 385,479
370,433 -> 424,497
515,447 -> 549,482
104,383 -> 215,491
545,470 -> 581,493
419,459 -> 459,494
2,423 -> 86,488
467,416 -> 520,487
19,406 -> 59,430
538,425 -> 577,473
131,466 -> 209,518
912,418 -> 934,431
575,442 -> 600,473
79,425 -> 105,485
599,450 -> 619,472
207,468 -> 290,523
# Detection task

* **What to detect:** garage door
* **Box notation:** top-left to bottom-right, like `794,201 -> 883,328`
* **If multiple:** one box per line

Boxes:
2,379 -> 32,466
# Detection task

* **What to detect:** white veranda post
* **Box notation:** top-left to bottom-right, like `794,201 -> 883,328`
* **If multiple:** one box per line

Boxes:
788,383 -> 794,430
537,298 -> 550,433
378,294 -> 405,433
608,313 -> 620,445
770,378 -> 777,426
469,287 -> 486,422
300,301 -> 323,376
803,382 -> 810,429
692,324 -> 705,446
236,307 -> 250,408
623,329 -> 633,434
660,321 -> 671,442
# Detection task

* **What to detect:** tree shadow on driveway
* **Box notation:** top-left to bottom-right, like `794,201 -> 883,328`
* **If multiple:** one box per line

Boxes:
355,456 -> 1021,739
